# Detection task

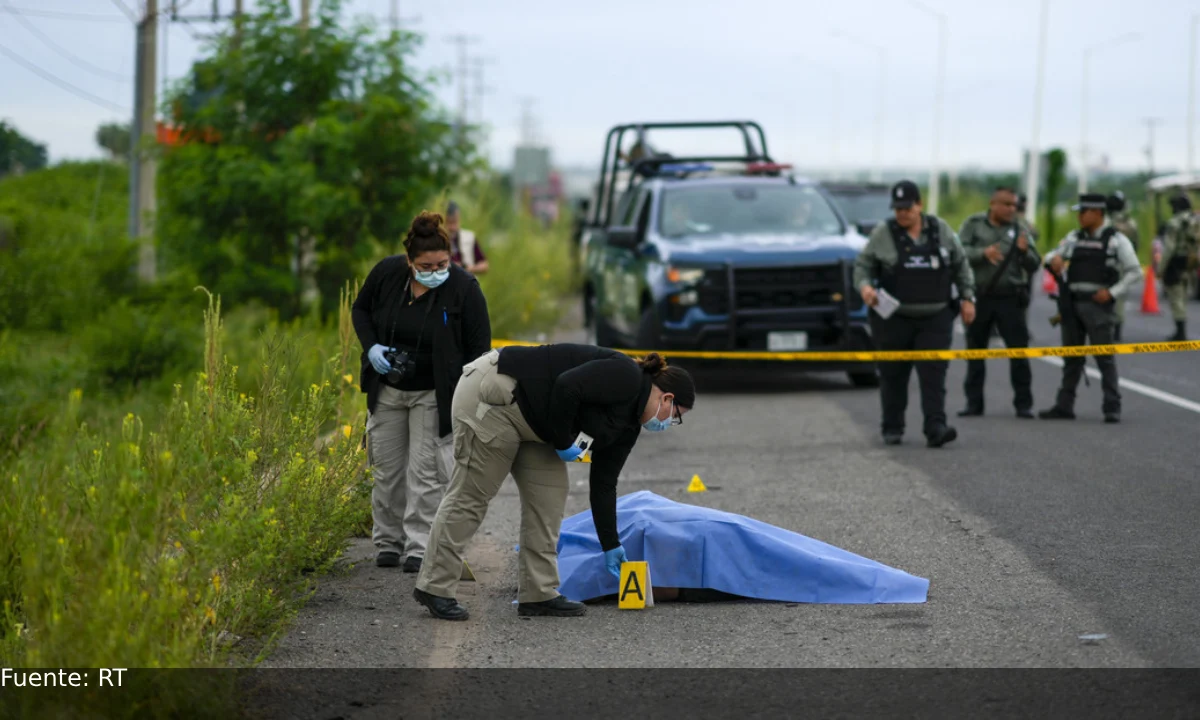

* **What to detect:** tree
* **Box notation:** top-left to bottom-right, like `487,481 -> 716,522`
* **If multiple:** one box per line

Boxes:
157,0 -> 478,319
0,121 -> 48,177
1043,148 -> 1068,249
95,122 -> 132,161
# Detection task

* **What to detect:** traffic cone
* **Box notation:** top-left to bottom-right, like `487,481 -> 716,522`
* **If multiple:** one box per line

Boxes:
1141,265 -> 1160,314
1042,267 -> 1056,294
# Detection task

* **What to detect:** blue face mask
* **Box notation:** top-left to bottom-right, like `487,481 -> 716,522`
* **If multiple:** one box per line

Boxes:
642,398 -> 677,432
415,269 -> 449,288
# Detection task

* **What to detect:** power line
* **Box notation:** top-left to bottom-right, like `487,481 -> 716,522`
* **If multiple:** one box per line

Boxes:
0,41 -> 129,114
108,0 -> 138,23
0,0 -> 129,81
0,6 -> 130,23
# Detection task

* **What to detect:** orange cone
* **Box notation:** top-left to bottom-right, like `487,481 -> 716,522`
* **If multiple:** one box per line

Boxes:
1141,265 -> 1160,314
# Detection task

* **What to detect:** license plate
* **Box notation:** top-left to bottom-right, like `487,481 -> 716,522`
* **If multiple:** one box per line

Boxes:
767,332 -> 808,351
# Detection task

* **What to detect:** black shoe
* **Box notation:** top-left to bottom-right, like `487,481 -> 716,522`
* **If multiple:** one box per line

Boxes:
1038,406 -> 1075,420
413,588 -> 469,621
883,433 -> 903,446
926,426 -> 958,448
376,551 -> 401,568
402,556 -> 422,573
1104,413 -> 1121,424
1016,408 -> 1035,419
517,595 -> 587,617
957,407 -> 984,417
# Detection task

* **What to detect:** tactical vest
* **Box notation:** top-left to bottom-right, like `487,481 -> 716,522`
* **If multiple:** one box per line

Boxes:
1066,227 -> 1119,286
880,215 -> 952,304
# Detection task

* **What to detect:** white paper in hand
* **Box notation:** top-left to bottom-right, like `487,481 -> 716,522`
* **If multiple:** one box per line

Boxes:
872,288 -> 900,320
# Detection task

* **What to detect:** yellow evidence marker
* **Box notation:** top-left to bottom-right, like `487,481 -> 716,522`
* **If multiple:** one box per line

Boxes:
687,474 -> 707,492
618,561 -> 654,610
460,561 -> 476,581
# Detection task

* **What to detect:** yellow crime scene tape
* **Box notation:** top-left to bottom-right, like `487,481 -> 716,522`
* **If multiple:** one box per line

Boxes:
490,339 -> 1200,363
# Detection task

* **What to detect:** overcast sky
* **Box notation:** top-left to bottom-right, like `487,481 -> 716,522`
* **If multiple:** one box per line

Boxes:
1,0 -> 1197,175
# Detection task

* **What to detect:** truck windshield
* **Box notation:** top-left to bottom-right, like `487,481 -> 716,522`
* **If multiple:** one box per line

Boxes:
825,191 -> 891,226
658,184 -> 845,238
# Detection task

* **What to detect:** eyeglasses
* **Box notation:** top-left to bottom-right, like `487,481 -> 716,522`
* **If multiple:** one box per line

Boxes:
414,260 -> 450,272
671,406 -> 683,426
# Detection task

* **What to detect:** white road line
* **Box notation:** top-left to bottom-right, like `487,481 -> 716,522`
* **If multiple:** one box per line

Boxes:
953,324 -> 1200,416
1037,356 -> 1200,415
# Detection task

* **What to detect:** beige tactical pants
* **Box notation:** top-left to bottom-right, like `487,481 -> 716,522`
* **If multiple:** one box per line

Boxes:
367,386 -> 453,559
416,349 -> 569,604
1166,282 -> 1189,321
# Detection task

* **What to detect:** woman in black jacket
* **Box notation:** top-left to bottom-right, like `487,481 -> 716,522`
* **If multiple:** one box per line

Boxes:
351,211 -> 491,573
413,343 -> 695,620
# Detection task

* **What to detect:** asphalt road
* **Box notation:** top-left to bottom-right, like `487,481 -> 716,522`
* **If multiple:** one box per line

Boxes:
245,279 -> 1200,715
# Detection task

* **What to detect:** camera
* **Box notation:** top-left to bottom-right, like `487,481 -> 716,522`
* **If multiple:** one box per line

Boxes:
384,348 -> 417,384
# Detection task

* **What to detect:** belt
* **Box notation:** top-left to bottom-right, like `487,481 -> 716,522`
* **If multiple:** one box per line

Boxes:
1070,291 -> 1102,301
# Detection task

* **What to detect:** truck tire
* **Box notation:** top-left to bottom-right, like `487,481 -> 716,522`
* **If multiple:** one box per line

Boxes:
635,306 -> 663,351
848,370 -> 880,388
588,293 -> 618,347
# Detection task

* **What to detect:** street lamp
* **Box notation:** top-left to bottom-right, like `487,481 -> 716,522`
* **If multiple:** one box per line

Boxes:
908,0 -> 948,215
1025,0 -> 1049,224
1080,31 -> 1139,193
1189,14 -> 1198,179
833,29 -> 886,183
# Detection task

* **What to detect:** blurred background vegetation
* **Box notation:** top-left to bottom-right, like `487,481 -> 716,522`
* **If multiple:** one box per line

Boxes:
0,0 -> 578,688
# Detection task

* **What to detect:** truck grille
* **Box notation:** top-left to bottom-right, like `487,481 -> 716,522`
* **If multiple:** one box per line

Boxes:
698,265 -> 856,314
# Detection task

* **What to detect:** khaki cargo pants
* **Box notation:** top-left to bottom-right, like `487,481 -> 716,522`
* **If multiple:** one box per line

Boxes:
366,386 -> 454,560
416,349 -> 569,604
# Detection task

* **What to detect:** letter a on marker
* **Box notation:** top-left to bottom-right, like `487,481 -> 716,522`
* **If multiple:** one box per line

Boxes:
619,561 -> 652,609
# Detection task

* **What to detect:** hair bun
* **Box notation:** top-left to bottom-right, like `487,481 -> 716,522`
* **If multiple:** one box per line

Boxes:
638,352 -> 666,375
411,211 -> 444,237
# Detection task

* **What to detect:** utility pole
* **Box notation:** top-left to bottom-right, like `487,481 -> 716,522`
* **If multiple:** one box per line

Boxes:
129,0 -> 159,283
300,0 -> 310,30
518,96 -> 537,145
446,34 -> 480,136
1024,0 -> 1049,224
1143,117 -> 1163,176
471,56 -> 496,151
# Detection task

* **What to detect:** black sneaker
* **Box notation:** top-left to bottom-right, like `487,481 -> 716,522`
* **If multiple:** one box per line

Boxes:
957,407 -> 984,417
376,551 -> 401,568
413,588 -> 469,621
1015,408 -> 1035,419
883,433 -> 903,446
402,556 -> 422,574
1038,407 -> 1075,420
517,595 -> 587,617
926,426 -> 958,448
1104,413 -> 1121,424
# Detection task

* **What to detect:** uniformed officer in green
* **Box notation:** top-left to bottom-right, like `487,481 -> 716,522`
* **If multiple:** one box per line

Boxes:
854,180 -> 976,448
1158,194 -> 1197,341
1106,191 -> 1140,342
1039,193 -> 1141,423
957,187 -> 1041,418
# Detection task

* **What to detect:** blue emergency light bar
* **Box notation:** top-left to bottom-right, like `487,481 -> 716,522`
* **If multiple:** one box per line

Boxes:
657,163 -> 714,173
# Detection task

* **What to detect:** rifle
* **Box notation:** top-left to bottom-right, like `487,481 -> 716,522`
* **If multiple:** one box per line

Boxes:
1046,267 -> 1074,329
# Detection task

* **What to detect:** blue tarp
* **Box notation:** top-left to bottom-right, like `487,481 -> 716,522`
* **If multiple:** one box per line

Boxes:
555,490 -> 930,604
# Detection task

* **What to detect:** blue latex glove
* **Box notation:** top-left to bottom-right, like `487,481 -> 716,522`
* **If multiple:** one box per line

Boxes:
603,545 -> 628,579
555,445 -> 584,462
368,344 -> 393,375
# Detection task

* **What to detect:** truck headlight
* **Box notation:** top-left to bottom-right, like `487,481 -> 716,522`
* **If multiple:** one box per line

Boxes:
674,290 -> 699,306
666,266 -> 706,285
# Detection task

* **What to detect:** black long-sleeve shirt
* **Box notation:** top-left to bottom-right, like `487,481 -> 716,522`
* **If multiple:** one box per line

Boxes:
351,256 -> 491,437
497,343 -> 652,551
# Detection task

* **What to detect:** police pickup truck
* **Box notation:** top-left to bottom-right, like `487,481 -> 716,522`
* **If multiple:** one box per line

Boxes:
579,121 -> 878,387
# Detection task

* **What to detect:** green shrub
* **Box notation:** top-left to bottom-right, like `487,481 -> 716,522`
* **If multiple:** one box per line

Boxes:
0,161 -> 134,332
0,292 -> 368,707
